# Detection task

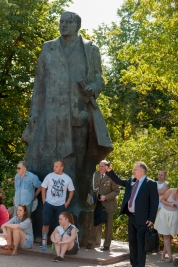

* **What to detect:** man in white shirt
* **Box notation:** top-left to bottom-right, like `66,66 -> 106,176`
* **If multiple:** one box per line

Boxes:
157,170 -> 170,211
41,160 -> 75,240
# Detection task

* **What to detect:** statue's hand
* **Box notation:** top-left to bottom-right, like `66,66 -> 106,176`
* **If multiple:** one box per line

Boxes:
29,115 -> 36,125
28,116 -> 38,132
22,116 -> 37,144
83,84 -> 94,97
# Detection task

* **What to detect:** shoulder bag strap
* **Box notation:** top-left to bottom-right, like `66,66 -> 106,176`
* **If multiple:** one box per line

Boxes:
61,225 -> 71,237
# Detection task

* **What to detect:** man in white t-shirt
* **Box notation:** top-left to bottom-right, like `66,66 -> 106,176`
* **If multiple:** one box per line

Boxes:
41,160 -> 75,240
157,170 -> 170,210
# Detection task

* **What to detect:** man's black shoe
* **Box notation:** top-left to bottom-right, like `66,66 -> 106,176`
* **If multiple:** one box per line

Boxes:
100,246 -> 109,251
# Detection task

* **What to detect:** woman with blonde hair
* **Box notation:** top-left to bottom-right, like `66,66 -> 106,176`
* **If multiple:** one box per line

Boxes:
51,211 -> 79,262
154,187 -> 178,262
1,204 -> 33,255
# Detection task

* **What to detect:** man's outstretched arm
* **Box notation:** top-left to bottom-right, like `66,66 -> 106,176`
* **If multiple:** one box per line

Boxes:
106,167 -> 128,188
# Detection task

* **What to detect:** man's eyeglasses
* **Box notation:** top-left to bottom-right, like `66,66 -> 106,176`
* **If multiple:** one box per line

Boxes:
17,167 -> 21,170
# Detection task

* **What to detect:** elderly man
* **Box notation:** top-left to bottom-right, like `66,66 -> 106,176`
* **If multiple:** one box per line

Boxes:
86,160 -> 120,251
14,161 -> 41,216
106,162 -> 159,267
157,170 -> 170,211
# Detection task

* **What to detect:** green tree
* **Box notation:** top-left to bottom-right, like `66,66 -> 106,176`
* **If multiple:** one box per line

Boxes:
0,0 -> 72,178
94,0 -> 178,140
118,0 -> 178,129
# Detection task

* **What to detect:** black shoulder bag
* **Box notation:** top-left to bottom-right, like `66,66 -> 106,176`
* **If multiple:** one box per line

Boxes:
144,227 -> 159,253
94,195 -> 107,226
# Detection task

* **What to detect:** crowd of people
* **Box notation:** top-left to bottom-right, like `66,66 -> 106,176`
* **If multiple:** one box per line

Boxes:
0,159 -> 76,262
0,159 -> 178,266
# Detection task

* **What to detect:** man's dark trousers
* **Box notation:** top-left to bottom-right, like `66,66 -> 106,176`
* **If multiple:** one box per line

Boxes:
129,213 -> 147,267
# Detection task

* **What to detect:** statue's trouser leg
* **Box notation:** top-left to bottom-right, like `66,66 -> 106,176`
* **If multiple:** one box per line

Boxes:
72,126 -> 88,202
73,126 -> 88,167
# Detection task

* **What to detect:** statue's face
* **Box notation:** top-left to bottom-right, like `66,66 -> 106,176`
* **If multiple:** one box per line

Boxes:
60,13 -> 78,37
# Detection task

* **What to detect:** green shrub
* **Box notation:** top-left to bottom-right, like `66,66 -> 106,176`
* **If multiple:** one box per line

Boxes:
0,174 -> 15,208
112,189 -> 128,241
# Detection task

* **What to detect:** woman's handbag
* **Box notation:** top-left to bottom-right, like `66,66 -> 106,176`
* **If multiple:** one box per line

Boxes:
94,197 -> 107,226
144,227 -> 159,252
0,245 -> 14,255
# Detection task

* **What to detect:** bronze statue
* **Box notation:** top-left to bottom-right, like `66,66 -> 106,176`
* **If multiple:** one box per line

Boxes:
22,11 -> 113,244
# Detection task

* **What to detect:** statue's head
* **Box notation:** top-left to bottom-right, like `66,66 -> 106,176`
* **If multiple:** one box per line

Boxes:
59,11 -> 81,37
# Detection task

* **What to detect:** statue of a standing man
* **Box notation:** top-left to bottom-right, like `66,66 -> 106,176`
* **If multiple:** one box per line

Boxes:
22,11 -> 113,225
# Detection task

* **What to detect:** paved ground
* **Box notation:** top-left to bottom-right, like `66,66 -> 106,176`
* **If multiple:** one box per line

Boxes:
1,234 -> 178,266
1,252 -> 178,267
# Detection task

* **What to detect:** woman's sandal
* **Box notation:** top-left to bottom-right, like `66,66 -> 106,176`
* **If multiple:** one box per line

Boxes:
0,244 -> 15,255
1,245 -> 14,250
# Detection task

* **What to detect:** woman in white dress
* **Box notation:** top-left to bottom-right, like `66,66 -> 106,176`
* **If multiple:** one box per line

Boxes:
154,187 -> 178,262
50,211 -> 79,262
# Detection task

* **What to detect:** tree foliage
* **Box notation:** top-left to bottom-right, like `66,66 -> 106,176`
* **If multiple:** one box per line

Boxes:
0,0 -> 72,177
94,0 -> 178,140
118,0 -> 178,128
